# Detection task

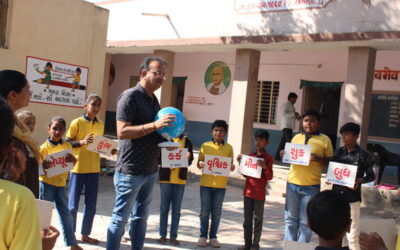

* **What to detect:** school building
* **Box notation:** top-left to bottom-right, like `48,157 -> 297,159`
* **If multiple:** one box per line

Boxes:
0,0 -> 109,143
96,0 -> 400,172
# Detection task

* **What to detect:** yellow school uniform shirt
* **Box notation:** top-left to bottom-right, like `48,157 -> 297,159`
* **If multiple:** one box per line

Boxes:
39,140 -> 72,187
0,179 -> 41,250
160,137 -> 187,185
199,141 -> 233,189
66,116 -> 104,173
287,133 -> 333,186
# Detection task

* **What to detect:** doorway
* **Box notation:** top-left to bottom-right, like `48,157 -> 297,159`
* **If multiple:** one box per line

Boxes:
302,84 -> 342,148
171,77 -> 187,111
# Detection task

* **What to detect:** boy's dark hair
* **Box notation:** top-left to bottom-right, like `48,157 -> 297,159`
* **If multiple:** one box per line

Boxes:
307,190 -> 351,241
0,97 -> 15,149
339,122 -> 360,135
254,129 -> 269,140
288,92 -> 298,99
86,93 -> 102,104
302,109 -> 321,121
46,62 -> 53,68
211,120 -> 228,132
0,70 -> 28,98
48,116 -> 66,128
139,57 -> 167,77
76,68 -> 81,73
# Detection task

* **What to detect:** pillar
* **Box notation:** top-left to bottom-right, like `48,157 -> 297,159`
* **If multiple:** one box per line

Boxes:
339,47 -> 376,148
227,49 -> 261,157
153,50 -> 175,108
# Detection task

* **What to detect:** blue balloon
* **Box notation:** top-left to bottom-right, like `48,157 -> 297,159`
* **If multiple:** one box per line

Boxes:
154,107 -> 186,140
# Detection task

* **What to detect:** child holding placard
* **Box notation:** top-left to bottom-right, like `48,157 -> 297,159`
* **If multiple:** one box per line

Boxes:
197,120 -> 235,248
40,116 -> 83,250
330,122 -> 375,250
65,93 -> 104,245
281,109 -> 333,243
157,134 -> 194,246
237,130 -> 273,250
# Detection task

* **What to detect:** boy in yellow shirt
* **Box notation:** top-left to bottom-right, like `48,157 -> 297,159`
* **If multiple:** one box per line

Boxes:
66,94 -> 104,244
282,109 -> 333,243
40,116 -> 83,250
197,120 -> 235,248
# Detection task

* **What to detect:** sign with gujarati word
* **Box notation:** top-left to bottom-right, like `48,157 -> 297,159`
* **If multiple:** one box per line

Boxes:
36,199 -> 53,230
161,148 -> 189,168
374,67 -> 400,81
239,155 -> 262,179
87,135 -> 118,156
26,56 -> 88,107
235,0 -> 332,14
282,143 -> 311,166
203,155 -> 232,177
45,149 -> 73,178
326,161 -> 357,188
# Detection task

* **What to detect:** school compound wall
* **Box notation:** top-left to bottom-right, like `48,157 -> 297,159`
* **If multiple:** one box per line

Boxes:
106,50 -> 400,160
0,0 -> 109,142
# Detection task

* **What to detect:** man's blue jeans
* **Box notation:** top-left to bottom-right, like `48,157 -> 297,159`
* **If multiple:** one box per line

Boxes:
284,182 -> 320,242
39,182 -> 77,247
159,183 -> 185,239
199,186 -> 226,239
106,171 -> 157,250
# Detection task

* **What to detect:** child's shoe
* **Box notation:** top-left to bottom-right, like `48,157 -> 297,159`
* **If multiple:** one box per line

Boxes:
156,236 -> 167,244
210,238 -> 221,248
170,238 -> 180,246
197,237 -> 208,247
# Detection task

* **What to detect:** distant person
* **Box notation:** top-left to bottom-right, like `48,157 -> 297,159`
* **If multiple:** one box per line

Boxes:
157,134 -> 194,246
329,122 -> 375,250
197,120 -> 235,248
106,57 -> 175,250
207,65 -> 226,95
237,129 -> 273,250
280,110 -> 333,242
17,110 -> 36,133
275,92 -> 300,161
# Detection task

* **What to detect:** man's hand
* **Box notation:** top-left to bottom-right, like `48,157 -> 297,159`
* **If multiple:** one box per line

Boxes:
359,232 -> 388,250
198,161 -> 205,169
42,226 -> 60,250
80,134 -> 94,145
154,114 -> 176,130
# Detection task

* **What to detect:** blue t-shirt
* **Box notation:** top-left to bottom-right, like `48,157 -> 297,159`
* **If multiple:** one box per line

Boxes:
116,84 -> 164,175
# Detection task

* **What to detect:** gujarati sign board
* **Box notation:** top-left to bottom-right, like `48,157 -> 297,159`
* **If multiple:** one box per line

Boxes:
239,155 -> 262,179
326,161 -> 357,188
26,56 -> 88,108
282,143 -> 312,166
235,0 -> 332,14
203,155 -> 232,177
161,148 -> 189,168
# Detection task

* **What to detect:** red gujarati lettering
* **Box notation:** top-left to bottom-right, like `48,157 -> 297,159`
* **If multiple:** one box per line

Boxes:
207,157 -> 223,171
334,167 -> 351,180
97,140 -> 112,151
48,155 -> 68,168
245,158 -> 258,169
168,150 -> 183,161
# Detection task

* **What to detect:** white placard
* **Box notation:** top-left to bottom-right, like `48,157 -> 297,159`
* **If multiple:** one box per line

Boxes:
360,218 -> 397,250
35,199 -> 53,230
239,155 -> 262,179
282,143 -> 312,166
45,149 -> 73,178
161,148 -> 189,168
86,135 -> 118,156
326,161 -> 358,188
203,155 -> 232,177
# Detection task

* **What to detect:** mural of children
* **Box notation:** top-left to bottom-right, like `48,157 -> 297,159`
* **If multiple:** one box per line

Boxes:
66,68 -> 81,92
33,62 -> 53,89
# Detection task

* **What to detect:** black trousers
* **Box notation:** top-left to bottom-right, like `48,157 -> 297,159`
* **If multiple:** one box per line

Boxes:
243,196 -> 265,249
275,128 -> 293,160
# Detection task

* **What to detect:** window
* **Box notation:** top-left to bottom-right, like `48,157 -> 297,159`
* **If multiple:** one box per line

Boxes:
254,81 -> 280,124
0,0 -> 8,48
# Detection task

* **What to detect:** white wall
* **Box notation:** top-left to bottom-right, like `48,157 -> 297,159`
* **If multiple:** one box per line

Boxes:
96,0 -> 399,41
